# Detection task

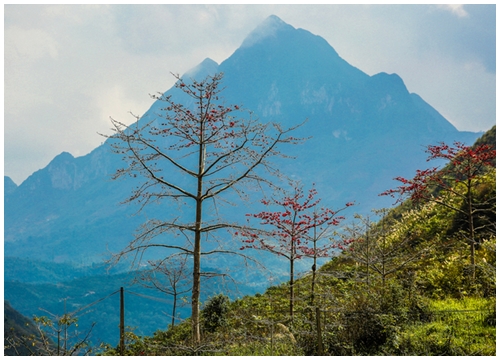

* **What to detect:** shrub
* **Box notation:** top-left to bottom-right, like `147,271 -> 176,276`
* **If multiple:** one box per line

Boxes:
201,294 -> 229,333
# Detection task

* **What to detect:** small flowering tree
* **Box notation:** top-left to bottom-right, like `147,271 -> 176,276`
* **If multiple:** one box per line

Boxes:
381,141 -> 496,280
239,183 -> 353,320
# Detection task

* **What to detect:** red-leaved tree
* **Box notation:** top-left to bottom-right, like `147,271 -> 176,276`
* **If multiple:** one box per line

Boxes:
239,183 -> 353,320
381,141 -> 496,280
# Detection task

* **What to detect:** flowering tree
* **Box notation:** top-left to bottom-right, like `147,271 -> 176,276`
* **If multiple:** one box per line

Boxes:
240,183 -> 353,320
105,72 -> 303,344
381,141 -> 496,280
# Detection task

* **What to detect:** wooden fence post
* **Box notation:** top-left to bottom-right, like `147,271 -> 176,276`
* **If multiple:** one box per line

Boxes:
120,287 -> 125,355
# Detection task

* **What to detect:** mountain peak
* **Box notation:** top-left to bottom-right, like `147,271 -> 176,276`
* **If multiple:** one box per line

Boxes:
263,14 -> 287,26
182,57 -> 219,80
4,176 -> 17,195
53,151 -> 74,162
241,15 -> 294,49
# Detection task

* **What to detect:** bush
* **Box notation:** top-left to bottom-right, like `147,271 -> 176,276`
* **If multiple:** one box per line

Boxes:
201,294 -> 229,333
322,281 -> 407,355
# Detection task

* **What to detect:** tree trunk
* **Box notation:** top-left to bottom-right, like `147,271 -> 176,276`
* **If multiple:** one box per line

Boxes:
310,258 -> 317,306
315,307 -> 324,355
365,231 -> 370,288
172,291 -> 177,328
191,134 -> 205,344
311,251 -> 323,355
310,225 -> 318,307
467,178 -> 476,282
192,206 -> 202,344
289,257 -> 294,321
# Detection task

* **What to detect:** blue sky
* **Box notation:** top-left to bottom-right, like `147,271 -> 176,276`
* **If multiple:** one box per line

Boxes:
4,4 -> 496,184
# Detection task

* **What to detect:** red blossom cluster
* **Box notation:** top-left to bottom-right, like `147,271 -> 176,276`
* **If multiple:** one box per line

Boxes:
381,141 -> 496,204
148,74 -> 245,152
238,185 -> 354,259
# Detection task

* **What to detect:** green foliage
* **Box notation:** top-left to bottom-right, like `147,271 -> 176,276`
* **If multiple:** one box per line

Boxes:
394,298 -> 496,355
201,294 -> 230,333
98,236 -> 495,355
317,279 -> 409,355
474,125 -> 496,150
413,217 -> 496,299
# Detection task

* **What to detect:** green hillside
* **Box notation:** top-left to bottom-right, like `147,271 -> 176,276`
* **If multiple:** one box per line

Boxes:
97,127 -> 495,355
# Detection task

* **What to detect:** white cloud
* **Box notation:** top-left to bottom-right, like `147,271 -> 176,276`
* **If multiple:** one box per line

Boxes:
5,26 -> 59,60
436,4 -> 469,18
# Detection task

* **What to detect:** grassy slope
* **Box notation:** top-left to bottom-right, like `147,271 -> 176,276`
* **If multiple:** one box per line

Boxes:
105,126 -> 496,356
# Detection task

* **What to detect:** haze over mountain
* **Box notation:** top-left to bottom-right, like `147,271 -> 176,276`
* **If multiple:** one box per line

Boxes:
5,15 -> 479,265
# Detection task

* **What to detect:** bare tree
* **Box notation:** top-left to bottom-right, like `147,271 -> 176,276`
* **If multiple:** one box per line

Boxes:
343,208 -> 431,293
5,311 -> 95,356
104,72 -> 303,344
138,254 -> 191,328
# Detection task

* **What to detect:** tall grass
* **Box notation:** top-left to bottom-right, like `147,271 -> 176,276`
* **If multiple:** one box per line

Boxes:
395,298 -> 495,355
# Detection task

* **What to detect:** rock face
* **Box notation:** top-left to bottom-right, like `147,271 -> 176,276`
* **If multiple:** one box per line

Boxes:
5,15 -> 479,264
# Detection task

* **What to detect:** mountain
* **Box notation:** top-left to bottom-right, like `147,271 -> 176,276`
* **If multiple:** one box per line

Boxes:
4,176 -> 17,195
5,15 -> 480,272
215,15 -> 477,203
4,259 -> 260,346
4,301 -> 42,356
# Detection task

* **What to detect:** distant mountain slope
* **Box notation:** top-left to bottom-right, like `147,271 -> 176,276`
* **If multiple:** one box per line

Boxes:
4,263 -> 259,346
4,15 -> 480,267
4,176 -> 17,195
4,257 -> 127,284
5,272 -> 158,347
4,301 -> 41,356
